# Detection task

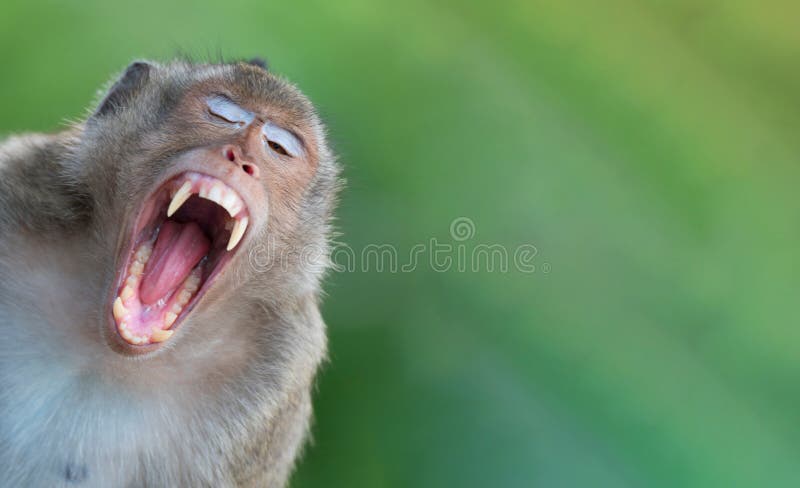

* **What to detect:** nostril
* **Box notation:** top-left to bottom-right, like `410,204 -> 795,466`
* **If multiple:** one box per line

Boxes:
223,146 -> 258,177
241,163 -> 258,178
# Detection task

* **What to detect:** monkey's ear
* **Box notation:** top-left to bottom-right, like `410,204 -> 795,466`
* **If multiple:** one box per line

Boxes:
245,57 -> 269,70
94,61 -> 152,117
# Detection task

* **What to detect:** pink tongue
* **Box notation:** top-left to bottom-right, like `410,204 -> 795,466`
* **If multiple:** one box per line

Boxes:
139,220 -> 210,305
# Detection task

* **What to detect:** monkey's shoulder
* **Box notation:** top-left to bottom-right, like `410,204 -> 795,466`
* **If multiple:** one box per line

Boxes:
0,130 -> 91,233
0,131 -> 68,169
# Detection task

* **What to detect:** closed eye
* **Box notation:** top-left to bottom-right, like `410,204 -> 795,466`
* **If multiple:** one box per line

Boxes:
206,95 -> 254,126
263,122 -> 302,158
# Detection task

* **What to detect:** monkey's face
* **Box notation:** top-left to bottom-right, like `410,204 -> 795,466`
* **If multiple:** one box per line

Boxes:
81,61 -> 336,356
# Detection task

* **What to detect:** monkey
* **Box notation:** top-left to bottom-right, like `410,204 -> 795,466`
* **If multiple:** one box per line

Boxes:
0,58 -> 340,487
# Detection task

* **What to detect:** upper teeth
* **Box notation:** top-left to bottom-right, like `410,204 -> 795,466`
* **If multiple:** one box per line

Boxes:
167,181 -> 192,217
167,175 -> 249,251
197,181 -> 244,217
227,216 -> 249,251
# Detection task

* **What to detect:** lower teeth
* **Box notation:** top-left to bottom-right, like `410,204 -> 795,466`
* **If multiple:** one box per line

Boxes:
114,242 -> 202,345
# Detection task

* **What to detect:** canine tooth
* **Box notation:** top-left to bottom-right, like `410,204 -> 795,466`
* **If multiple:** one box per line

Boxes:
113,297 -> 128,321
121,285 -> 134,301
227,216 -> 248,251
151,328 -> 174,343
167,181 -> 193,217
164,312 -> 177,327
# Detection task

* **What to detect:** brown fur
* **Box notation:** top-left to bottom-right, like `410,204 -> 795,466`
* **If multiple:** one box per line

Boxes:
0,60 -> 340,487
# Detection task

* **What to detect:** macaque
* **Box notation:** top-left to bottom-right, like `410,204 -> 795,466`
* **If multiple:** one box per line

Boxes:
0,59 -> 340,487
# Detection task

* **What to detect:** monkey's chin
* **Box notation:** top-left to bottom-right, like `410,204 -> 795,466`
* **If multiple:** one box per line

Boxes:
108,171 -> 251,351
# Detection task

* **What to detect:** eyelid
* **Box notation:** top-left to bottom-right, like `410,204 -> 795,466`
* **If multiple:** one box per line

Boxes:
206,95 -> 255,126
262,122 -> 303,158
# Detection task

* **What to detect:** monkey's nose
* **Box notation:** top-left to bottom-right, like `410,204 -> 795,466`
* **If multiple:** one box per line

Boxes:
222,145 -> 260,179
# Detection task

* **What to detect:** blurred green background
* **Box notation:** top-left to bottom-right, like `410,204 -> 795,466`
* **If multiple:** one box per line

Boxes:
3,1 -> 800,486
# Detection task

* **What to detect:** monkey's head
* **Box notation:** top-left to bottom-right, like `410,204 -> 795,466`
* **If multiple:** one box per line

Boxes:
72,60 -> 339,357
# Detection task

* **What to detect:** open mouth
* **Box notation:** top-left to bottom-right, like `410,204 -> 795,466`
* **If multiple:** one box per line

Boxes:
111,171 -> 250,346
